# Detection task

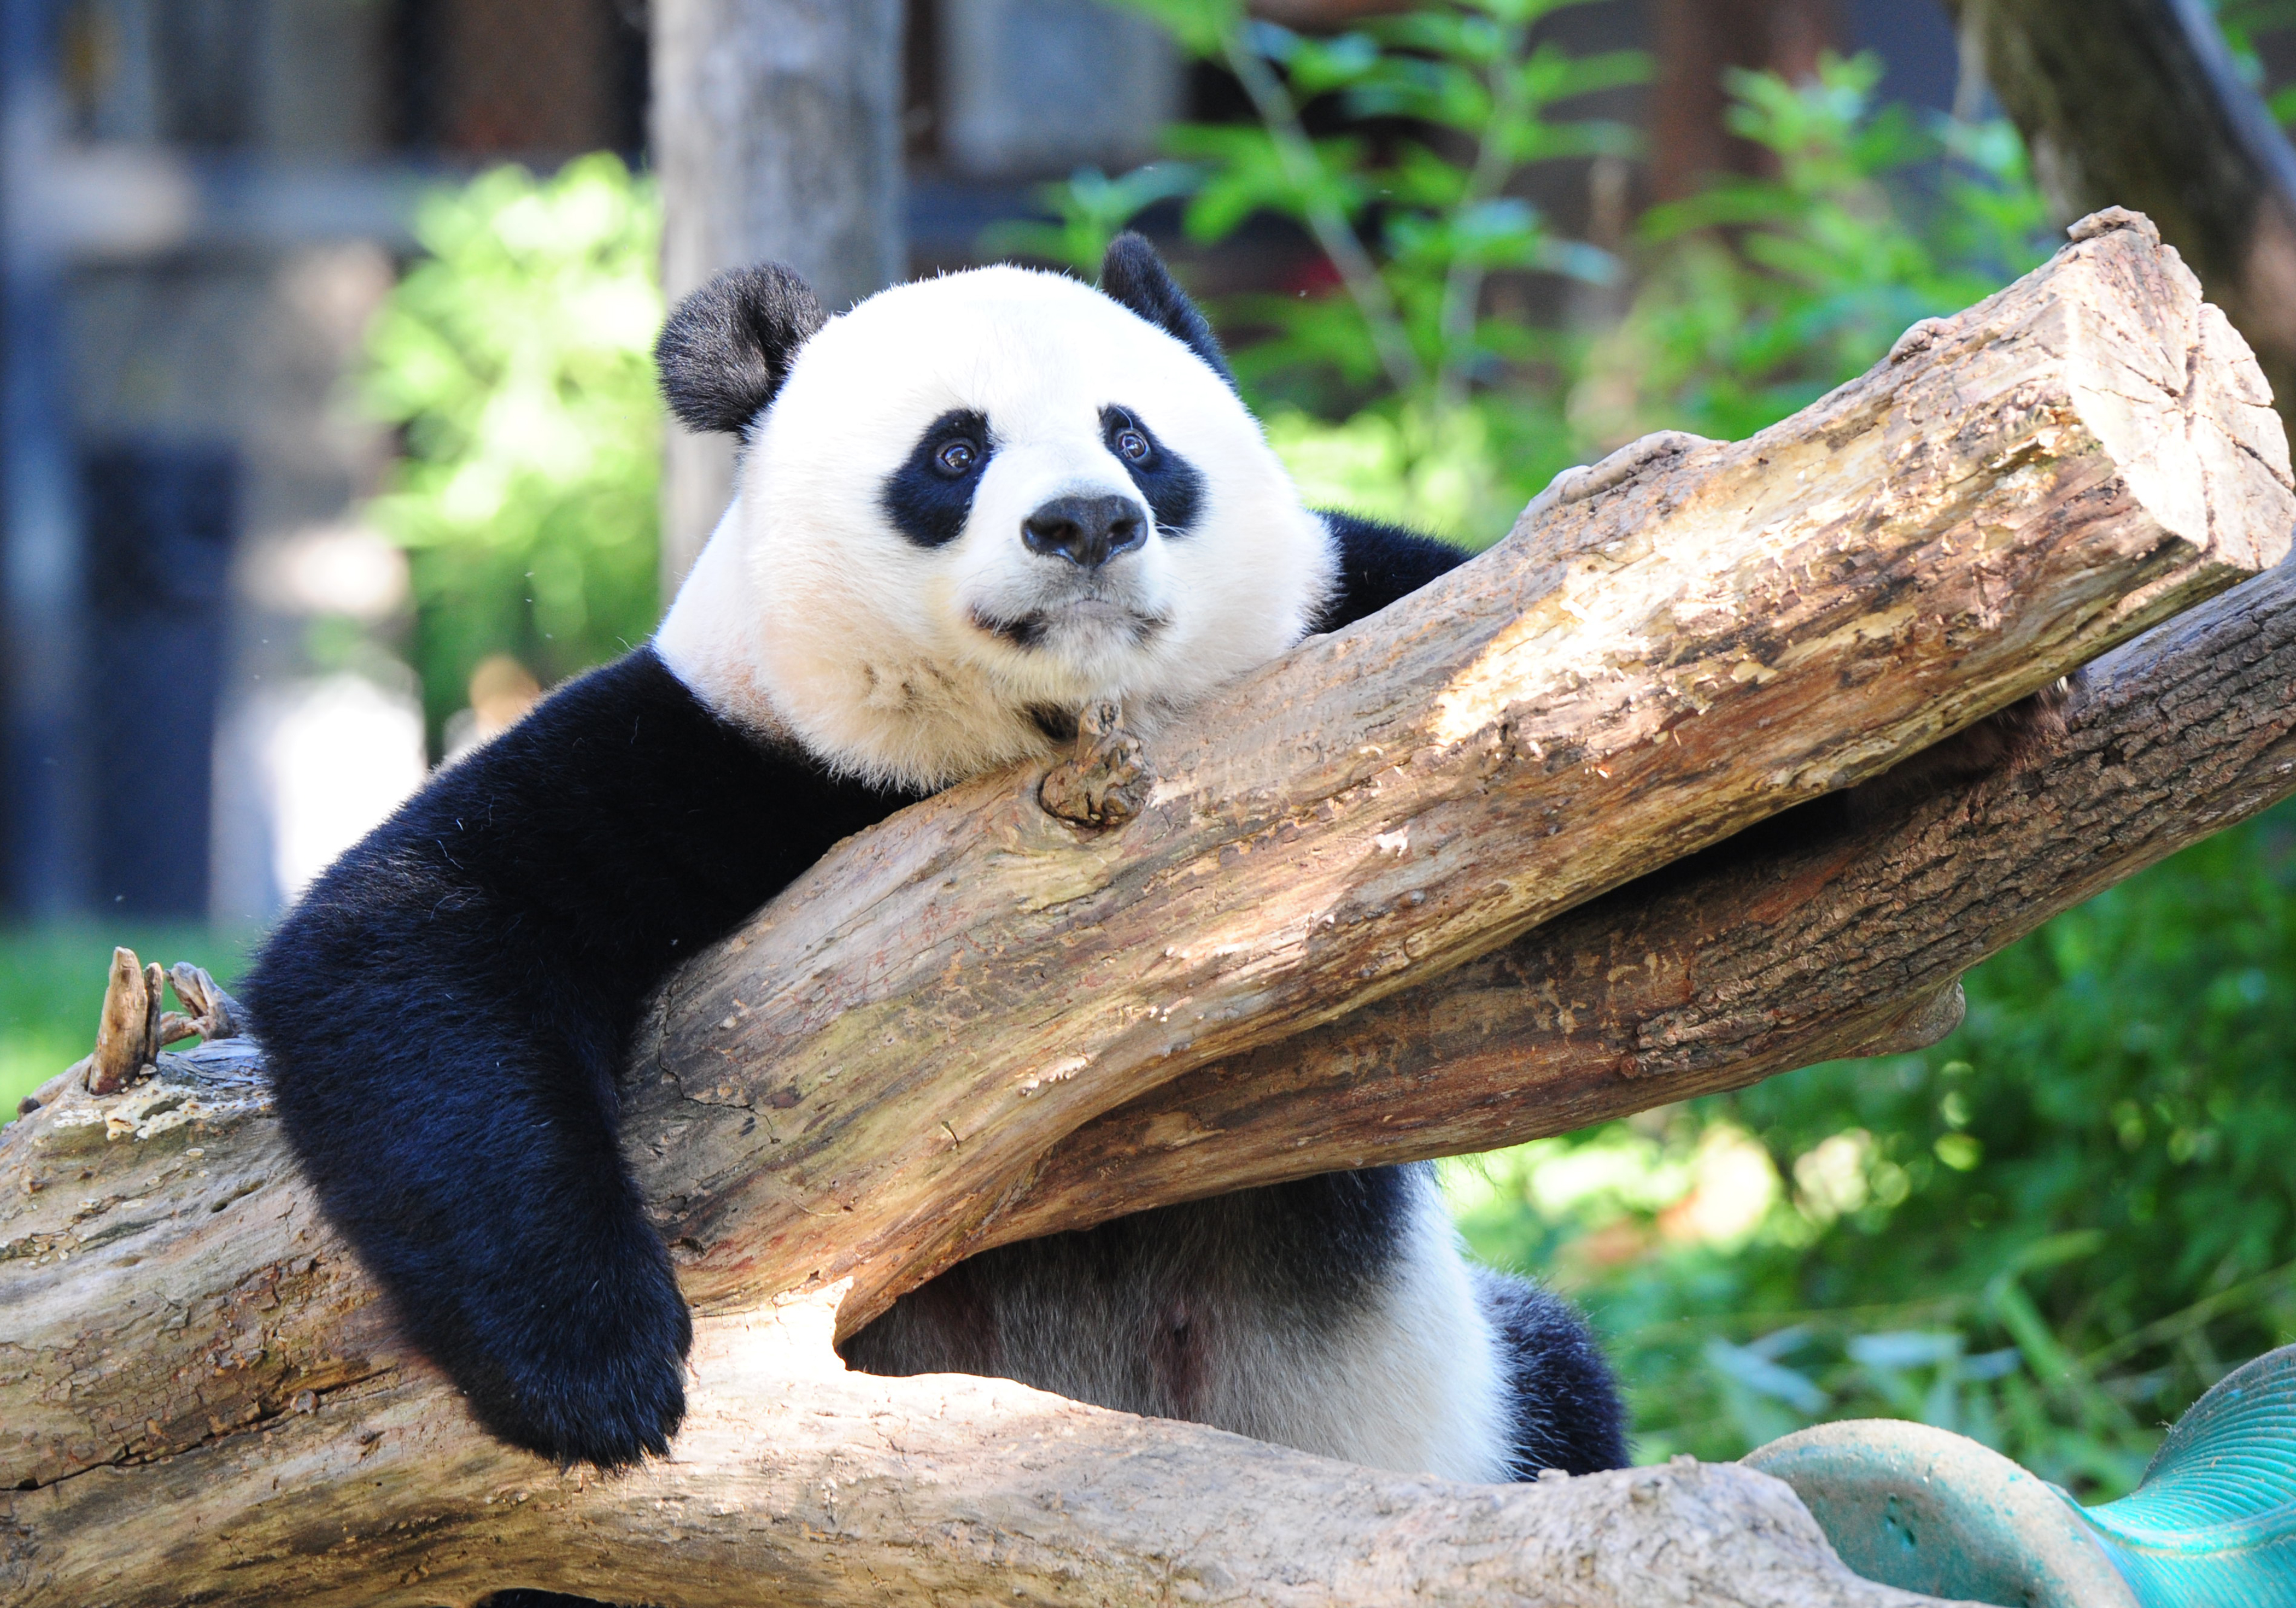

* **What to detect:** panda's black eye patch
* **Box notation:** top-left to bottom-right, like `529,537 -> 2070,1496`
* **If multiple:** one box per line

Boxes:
1101,406 -> 1202,536
883,409 -> 992,549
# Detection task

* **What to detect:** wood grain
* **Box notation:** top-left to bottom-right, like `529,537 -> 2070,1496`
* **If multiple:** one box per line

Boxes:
979,552 -> 2296,1250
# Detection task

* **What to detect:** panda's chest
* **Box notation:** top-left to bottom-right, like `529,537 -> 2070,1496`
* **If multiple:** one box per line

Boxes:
856,652 -> 963,717
836,644 -> 1054,776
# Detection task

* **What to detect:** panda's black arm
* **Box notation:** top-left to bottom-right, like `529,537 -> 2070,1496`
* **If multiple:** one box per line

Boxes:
246,648 -> 915,1469
1313,509 -> 1473,632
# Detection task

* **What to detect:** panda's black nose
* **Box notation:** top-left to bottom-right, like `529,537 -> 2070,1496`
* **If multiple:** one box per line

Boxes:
1023,494 -> 1146,570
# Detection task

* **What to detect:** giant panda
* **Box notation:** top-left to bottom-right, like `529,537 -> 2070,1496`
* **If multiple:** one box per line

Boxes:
247,235 -> 1626,1486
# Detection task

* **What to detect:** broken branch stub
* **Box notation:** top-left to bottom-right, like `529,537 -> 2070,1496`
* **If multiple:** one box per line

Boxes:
630,213 -> 2291,1332
86,949 -> 161,1097
1035,699 -> 1152,826
52,952 -> 249,1108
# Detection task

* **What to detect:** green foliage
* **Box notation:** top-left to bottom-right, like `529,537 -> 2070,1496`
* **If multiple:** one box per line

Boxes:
1448,800 -> 2296,1494
1572,54 -> 2052,444
1020,0 -> 1648,544
978,163 -> 1204,277
359,154 -> 664,744
0,926 -> 252,1117
2208,0 -> 2296,126
1007,34 -> 2048,549
1180,8 -> 1639,401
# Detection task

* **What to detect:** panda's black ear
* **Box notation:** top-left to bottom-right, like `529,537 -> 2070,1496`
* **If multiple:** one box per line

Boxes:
655,264 -> 829,436
1099,232 -> 1235,390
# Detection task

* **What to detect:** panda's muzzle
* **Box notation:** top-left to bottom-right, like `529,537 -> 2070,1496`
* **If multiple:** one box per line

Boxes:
1023,494 -> 1146,571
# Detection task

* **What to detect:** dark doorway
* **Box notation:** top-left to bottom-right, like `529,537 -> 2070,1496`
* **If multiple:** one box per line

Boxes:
81,438 -> 237,917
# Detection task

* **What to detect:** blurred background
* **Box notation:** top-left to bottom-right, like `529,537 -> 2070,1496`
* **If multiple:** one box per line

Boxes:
2,0 -> 2293,1492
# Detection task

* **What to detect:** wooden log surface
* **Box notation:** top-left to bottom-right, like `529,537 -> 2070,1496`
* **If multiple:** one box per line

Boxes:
0,214 -> 2288,1606
0,1278 -> 1957,1608
979,544 -> 2296,1251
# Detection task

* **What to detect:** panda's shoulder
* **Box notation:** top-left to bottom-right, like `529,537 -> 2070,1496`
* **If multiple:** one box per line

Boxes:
283,648 -> 907,946
1311,510 -> 1473,633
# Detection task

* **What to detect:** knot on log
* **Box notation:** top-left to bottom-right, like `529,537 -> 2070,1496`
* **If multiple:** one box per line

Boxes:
2069,205 -> 2162,245
1889,318 -> 1952,363
1532,429 -> 1717,514
1038,700 -> 1152,828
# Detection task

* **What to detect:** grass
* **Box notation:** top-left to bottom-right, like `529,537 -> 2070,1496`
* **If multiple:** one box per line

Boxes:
0,924 -> 255,1115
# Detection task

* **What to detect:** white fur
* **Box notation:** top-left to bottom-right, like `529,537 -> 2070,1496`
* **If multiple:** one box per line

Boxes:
1201,1171 -> 1519,1481
657,265 -> 1338,790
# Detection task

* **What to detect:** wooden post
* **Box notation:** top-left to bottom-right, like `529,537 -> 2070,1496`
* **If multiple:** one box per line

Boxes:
649,0 -> 905,590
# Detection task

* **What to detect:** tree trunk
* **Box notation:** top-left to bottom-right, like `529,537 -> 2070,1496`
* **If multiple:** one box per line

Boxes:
1952,0 -> 2296,438
1,215 -> 2287,1606
650,0 -> 905,590
1649,0 -> 1840,199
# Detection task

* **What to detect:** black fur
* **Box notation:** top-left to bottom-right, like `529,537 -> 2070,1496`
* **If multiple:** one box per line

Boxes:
1473,1267 -> 1629,1475
882,408 -> 994,549
846,1167 -> 1627,1478
1313,508 -> 1473,629
1102,404 -> 1203,535
654,263 -> 827,436
247,649 -> 918,1468
1099,231 -> 1235,388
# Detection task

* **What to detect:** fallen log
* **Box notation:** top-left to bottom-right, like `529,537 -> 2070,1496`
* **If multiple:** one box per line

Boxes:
980,539 -> 2296,1250
0,213 -> 2286,1606
634,209 -> 2286,1335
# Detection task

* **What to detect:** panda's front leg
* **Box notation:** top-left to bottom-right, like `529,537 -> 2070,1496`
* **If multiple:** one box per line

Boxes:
255,950 -> 695,1469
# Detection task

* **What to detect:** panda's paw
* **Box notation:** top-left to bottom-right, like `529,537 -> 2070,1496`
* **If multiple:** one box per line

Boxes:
517,1348 -> 689,1473
464,1274 -> 694,1470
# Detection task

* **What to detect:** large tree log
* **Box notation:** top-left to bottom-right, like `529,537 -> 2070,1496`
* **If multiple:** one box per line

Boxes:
981,536 -> 2296,1250
0,1278 -> 1951,1608
1,215 -> 2287,1606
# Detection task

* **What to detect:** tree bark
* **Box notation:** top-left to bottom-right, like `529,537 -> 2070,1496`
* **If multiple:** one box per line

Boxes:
1952,0 -> 2296,438
651,0 -> 905,589
981,544 -> 2296,1251
0,215 -> 2287,1606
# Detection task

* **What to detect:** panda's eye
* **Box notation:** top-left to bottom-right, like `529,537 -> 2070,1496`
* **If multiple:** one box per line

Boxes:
935,438 -> 979,475
1114,427 -> 1151,463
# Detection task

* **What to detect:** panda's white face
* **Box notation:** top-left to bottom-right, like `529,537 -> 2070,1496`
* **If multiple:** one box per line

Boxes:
658,266 -> 1337,790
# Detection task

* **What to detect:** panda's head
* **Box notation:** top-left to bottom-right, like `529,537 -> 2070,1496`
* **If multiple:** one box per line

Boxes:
651,236 -> 1335,791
